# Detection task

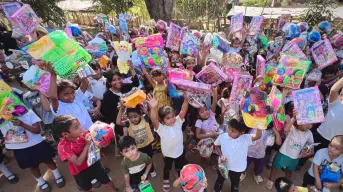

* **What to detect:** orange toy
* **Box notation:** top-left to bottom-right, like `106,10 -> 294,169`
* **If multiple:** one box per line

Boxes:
121,88 -> 146,108
98,55 -> 110,69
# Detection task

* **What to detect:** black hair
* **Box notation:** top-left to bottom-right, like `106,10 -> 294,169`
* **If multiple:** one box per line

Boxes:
332,135 -> 343,146
322,65 -> 338,77
158,106 -> 174,121
112,55 -> 118,66
104,70 -> 121,88
53,115 -> 77,138
229,118 -> 248,133
275,177 -> 292,192
119,136 -> 137,152
222,87 -> 230,99
285,101 -> 294,114
267,122 -> 274,130
57,79 -> 77,95
150,68 -> 163,77
126,107 -> 142,115
89,60 -> 101,71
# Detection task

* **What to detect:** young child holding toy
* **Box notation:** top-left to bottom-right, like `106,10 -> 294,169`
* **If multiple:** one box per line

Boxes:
147,93 -> 189,192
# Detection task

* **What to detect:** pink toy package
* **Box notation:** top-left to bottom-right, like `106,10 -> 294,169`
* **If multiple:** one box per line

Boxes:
268,86 -> 286,131
256,55 -> 266,77
292,86 -> 325,125
222,53 -> 243,80
170,79 -> 211,96
167,68 -> 194,81
1,2 -> 21,19
166,22 -> 182,51
196,63 -> 228,86
311,38 -> 338,70
248,16 -> 264,36
307,69 -> 322,82
231,13 -> 244,34
22,65 -> 51,96
181,26 -> 189,39
10,4 -> 40,35
135,33 -> 165,68
278,14 -> 291,30
229,74 -> 253,104
281,41 -> 307,60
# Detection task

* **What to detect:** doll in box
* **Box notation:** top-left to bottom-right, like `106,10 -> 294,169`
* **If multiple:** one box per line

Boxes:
113,41 -> 133,74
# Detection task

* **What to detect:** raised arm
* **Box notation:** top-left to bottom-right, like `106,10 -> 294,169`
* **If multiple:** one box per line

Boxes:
178,92 -> 189,121
211,87 -> 218,113
47,63 -> 59,112
284,110 -> 297,134
273,127 -> 282,145
141,66 -> 155,88
251,128 -> 262,141
39,92 -> 52,112
146,94 -> 159,130
79,77 -> 89,93
116,104 -> 126,127
329,77 -> 343,103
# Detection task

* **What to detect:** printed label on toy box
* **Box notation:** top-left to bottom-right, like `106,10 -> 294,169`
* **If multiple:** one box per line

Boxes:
229,74 -> 253,104
5,126 -> 28,144
311,38 -> 338,70
166,22 -> 182,51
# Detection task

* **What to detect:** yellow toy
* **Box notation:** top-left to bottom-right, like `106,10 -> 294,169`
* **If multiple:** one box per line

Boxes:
98,55 -> 110,69
121,88 -> 146,108
113,41 -> 132,74
0,81 -> 12,92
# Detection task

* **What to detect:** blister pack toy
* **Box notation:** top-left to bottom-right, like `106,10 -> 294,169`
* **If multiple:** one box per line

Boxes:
248,16 -> 264,36
218,163 -> 229,179
272,55 -> 311,89
170,79 -> 211,96
0,81 -> 12,93
331,32 -> 343,49
1,2 -> 21,19
229,74 -> 253,104
212,35 -> 230,53
135,33 -> 165,68
121,88 -> 146,108
320,161 -> 341,183
23,31 -> 92,78
139,181 -> 154,192
167,68 -> 194,81
9,4 -> 40,35
0,92 -> 28,128
181,26 -> 189,39
256,55 -> 266,77
311,38 -> 338,70
222,53 -> 243,80
230,13 -> 243,36
261,60 -> 279,92
292,86 -> 325,125
22,65 -> 51,96
197,138 -> 214,158
85,37 -> 108,57
89,121 -> 115,147
268,86 -> 286,131
281,41 -> 307,60
307,69 -> 322,82
180,33 -> 200,57
196,63 -> 228,86
87,142 -> 101,166
77,65 -> 96,78
179,164 -> 207,192
166,22 -> 182,51
278,14 -> 291,30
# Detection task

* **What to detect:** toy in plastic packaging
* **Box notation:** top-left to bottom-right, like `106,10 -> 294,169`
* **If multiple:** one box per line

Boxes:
121,88 -> 147,108
307,69 -> 322,82
181,26 -> 189,39
118,13 -> 128,35
9,4 -> 40,35
77,65 -> 96,78
299,143 -> 320,158
320,160 -> 341,183
64,27 -> 73,39
222,53 -> 243,80
230,13 -> 244,37
218,163 -> 229,180
180,33 -> 200,57
308,30 -> 321,43
272,55 -> 311,89
1,2 -> 21,19
0,92 -> 28,128
292,86 -> 325,125
179,164 -> 207,192
89,121 -> 115,147
139,181 -> 154,192
167,68 -> 194,81
289,37 -> 307,50
0,81 -> 12,93
197,138 -> 214,158
170,79 -> 211,96
297,22 -> 309,32
256,55 -> 266,77
248,16 -> 264,36
229,74 -> 253,104
85,37 -> 108,57
318,21 -> 333,35
282,23 -> 301,40
135,33 -> 165,68
23,31 -> 92,78
196,63 -> 228,86
212,35 -> 230,53
166,22 -> 182,51
87,142 -> 101,166
113,41 -> 132,74
268,86 -> 286,131
278,14 -> 291,30
22,65 -> 50,96
3,50 -> 33,75
281,41 -> 307,60
311,38 -> 338,70
156,20 -> 167,33
4,126 -> 28,144
331,32 -> 343,49
98,55 -> 110,69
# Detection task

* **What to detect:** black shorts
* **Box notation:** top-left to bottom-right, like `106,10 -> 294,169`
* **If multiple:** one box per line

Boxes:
302,171 -> 316,187
13,141 -> 54,169
74,161 -> 111,191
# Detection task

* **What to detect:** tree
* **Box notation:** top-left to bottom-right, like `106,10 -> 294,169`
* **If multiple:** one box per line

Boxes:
300,0 -> 337,27
93,0 -> 134,15
144,0 -> 176,21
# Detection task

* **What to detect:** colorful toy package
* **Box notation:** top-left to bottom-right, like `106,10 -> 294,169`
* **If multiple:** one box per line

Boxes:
292,86 -> 325,125
85,37 -> 108,57
180,33 -> 200,57
229,74 -> 253,104
230,13 -> 244,34
98,55 -> 110,69
1,2 -> 21,19
10,4 -> 40,35
307,69 -> 322,82
268,86 -> 286,131
196,63 -> 228,86
256,55 -> 266,77
167,68 -> 194,98
89,121 -> 115,147
272,55 -> 311,89
139,181 -> 154,192
87,142 -> 101,166
77,64 -> 96,78
281,41 -> 307,60
23,31 -> 92,78
135,33 -> 165,68
212,35 -> 230,53
331,32 -> 343,48
262,61 -> 279,91
218,163 -> 229,179
22,65 -> 51,96
181,26 -> 189,38
170,79 -> 211,96
0,81 -> 12,93
248,16 -> 264,36
0,92 -> 28,128
222,53 -> 243,80
121,88 -> 147,108
197,138 -> 214,158
311,38 -> 338,70
179,164 -> 207,192
166,22 -> 182,51
278,14 -> 291,30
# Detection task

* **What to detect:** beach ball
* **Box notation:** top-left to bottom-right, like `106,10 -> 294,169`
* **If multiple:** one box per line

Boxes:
89,121 -> 114,147
156,20 -> 167,33
297,22 -> 309,32
179,164 -> 207,192
318,21 -> 333,35
307,30 -> 321,43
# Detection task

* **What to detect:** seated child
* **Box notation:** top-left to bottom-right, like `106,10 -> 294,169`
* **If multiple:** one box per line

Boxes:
56,115 -> 116,192
120,136 -> 153,192
275,177 -> 308,192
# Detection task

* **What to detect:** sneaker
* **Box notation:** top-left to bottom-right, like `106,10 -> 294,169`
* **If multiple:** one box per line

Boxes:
150,171 -> 157,178
265,180 -> 274,190
91,179 -> 101,188
240,172 -> 246,182
253,174 -> 263,184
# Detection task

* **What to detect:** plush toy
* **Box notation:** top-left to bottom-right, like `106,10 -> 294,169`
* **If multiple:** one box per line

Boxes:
156,20 -> 167,33
282,23 -> 301,40
113,41 -> 133,74
89,121 -> 115,147
318,21 -> 333,35
307,30 -> 321,43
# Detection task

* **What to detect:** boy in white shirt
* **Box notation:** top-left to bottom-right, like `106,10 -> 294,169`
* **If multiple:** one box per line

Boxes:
87,61 -> 107,100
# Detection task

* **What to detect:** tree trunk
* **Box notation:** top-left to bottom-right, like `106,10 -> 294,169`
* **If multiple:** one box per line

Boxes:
144,0 -> 176,21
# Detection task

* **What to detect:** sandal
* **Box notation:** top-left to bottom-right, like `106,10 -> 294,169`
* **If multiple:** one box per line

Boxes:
39,182 -> 52,192
7,174 -> 19,184
55,176 -> 65,188
162,180 -> 171,192
265,180 -> 274,190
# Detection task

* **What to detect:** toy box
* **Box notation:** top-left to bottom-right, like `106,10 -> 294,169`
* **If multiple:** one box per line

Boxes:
139,181 -> 154,192
307,69 -> 322,82
248,16 -> 264,36
292,86 -> 325,125
170,79 -> 211,96
311,38 -> 338,70
167,68 -> 194,81
1,2 -> 21,19
281,41 -> 307,60
10,4 -> 40,35
268,86 -> 286,131
22,65 -> 51,96
180,33 -> 200,57
87,143 -> 101,166
256,55 -> 266,77
0,81 -> 12,93
166,22 -> 182,51
231,13 -> 243,34
77,65 -> 96,78
229,74 -> 253,104
121,88 -> 147,108
222,53 -> 243,80
135,34 -> 165,68
196,63 -> 228,86
278,14 -> 291,30
98,55 -> 110,69
320,163 -> 341,183
0,92 -> 28,128
212,35 -> 230,53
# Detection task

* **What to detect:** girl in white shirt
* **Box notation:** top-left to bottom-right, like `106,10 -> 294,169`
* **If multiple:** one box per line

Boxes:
147,93 -> 189,192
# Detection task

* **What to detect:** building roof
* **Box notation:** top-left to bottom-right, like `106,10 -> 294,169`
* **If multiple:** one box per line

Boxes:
57,0 -> 96,12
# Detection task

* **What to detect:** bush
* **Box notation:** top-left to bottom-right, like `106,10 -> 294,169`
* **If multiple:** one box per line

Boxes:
242,0 -> 272,6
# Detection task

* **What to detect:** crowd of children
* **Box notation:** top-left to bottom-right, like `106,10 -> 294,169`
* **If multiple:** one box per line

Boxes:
1,4 -> 343,192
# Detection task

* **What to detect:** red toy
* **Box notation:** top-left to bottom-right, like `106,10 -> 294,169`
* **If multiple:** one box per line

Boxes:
89,121 -> 115,147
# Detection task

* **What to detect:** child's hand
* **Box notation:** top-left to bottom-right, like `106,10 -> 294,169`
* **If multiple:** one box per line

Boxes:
128,59 -> 133,69
125,186 -> 133,192
119,101 -> 126,110
141,173 -> 147,181
146,94 -> 158,109
81,77 -> 89,85
85,133 -> 92,146
211,132 -> 219,138
292,108 -> 298,119
338,71 -> 343,78
141,65 -> 148,74
220,156 -> 227,164
45,62 -> 57,76
323,182 -> 338,189
12,119 -> 23,127
315,181 -> 322,190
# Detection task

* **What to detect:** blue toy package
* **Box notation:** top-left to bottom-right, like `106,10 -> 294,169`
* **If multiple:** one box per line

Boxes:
212,35 -> 229,53
320,164 -> 341,183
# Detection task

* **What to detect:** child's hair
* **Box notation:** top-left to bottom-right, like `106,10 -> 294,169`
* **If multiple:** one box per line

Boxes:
150,68 -> 163,77
104,70 -> 121,88
57,79 -> 77,95
119,136 -> 136,152
275,177 -> 293,192
229,118 -> 248,133
332,135 -> 343,145
89,60 -> 101,71
53,115 -> 77,138
243,40 -> 250,46
112,55 -> 118,66
126,106 -> 142,115
322,65 -> 338,78
231,37 -> 241,43
183,56 -> 195,65
267,122 -> 274,130
221,88 -> 230,99
285,101 -> 294,115
158,106 -> 174,121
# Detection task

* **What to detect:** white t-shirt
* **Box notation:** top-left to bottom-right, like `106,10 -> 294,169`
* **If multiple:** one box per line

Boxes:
318,99 -> 343,141
155,116 -> 184,158
195,111 -> 219,134
214,133 -> 253,172
1,110 -> 43,149
280,126 -> 314,159
308,148 -> 343,177
87,76 -> 107,100
50,89 -> 93,131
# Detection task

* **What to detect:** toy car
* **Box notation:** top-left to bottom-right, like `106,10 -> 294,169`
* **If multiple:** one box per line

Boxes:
241,88 -> 274,117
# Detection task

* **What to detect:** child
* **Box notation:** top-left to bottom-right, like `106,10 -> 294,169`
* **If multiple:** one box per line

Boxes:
55,115 -> 117,192
183,56 -> 197,72
302,135 -> 343,191
0,149 -> 18,184
275,177 -> 308,192
214,118 -> 262,192
120,136 -> 153,192
116,105 -> 156,176
266,109 -> 314,190
1,110 -> 64,192
147,93 -> 189,192
142,67 -> 171,110
87,61 -> 107,100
